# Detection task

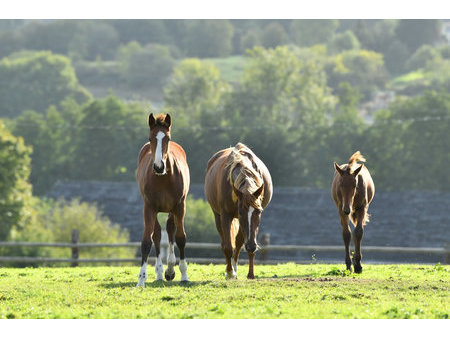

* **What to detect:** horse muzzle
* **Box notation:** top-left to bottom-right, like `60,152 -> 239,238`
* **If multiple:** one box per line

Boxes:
153,162 -> 166,175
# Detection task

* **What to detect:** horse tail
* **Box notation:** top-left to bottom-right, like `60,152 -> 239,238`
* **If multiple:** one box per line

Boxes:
230,218 -> 240,249
348,151 -> 366,166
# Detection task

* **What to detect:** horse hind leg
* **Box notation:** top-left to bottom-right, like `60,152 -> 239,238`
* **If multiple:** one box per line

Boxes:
353,208 -> 366,273
174,203 -> 189,282
165,213 -> 176,281
152,216 -> 164,281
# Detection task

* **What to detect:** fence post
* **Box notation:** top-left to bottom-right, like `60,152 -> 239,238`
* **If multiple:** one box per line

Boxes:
259,233 -> 271,261
71,229 -> 79,267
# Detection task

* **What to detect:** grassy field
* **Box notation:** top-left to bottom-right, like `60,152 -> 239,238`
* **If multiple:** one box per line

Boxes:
0,263 -> 448,319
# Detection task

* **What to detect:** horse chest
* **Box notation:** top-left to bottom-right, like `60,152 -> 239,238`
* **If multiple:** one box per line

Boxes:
142,180 -> 184,212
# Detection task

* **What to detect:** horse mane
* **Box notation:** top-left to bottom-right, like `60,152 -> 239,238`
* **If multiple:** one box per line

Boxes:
225,143 -> 264,209
348,151 -> 366,172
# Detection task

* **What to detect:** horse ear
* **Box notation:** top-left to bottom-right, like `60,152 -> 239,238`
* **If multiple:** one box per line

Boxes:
253,184 -> 264,199
164,113 -> 171,128
148,113 -> 156,129
334,162 -> 344,176
352,164 -> 364,176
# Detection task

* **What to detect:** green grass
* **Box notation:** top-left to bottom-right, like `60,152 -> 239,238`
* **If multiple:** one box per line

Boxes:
0,263 -> 448,319
390,70 -> 431,88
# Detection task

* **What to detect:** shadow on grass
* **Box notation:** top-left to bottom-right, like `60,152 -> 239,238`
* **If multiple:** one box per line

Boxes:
100,280 -> 213,289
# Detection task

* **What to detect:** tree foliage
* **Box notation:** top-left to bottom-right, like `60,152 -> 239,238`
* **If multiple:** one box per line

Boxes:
124,44 -> 175,89
0,120 -> 33,240
0,51 -> 91,118
164,58 -> 231,127
184,20 -> 234,58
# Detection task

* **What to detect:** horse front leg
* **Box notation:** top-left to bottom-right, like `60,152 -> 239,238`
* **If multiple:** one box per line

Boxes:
353,208 -> 366,273
220,213 -> 236,279
137,204 -> 156,287
339,212 -> 352,272
233,228 -> 245,275
174,202 -> 189,282
152,217 -> 164,281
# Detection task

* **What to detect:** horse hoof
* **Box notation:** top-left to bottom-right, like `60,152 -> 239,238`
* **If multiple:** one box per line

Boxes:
165,270 -> 175,281
247,274 -> 255,280
180,279 -> 189,285
354,265 -> 362,274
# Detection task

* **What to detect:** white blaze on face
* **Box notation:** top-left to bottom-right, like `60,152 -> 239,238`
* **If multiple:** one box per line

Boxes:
248,206 -> 254,236
154,131 -> 165,168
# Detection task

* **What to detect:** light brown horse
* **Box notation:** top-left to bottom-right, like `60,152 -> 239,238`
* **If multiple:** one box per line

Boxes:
205,143 -> 273,279
331,151 -> 375,273
136,113 -> 190,286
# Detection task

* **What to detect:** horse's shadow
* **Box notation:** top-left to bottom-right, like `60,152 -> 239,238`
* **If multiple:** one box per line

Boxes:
100,280 -> 213,289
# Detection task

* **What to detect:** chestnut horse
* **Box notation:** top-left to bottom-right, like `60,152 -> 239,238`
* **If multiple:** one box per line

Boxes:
205,143 -> 273,279
331,151 -> 375,273
136,113 -> 190,286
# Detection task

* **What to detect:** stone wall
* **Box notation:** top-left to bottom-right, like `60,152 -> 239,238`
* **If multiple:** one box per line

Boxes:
48,181 -> 450,263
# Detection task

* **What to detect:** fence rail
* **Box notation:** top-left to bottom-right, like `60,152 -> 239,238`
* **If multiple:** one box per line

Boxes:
1,230 -> 448,266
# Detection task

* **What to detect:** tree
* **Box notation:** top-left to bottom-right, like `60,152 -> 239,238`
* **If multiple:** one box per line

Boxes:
239,28 -> 262,53
71,96 -> 145,181
367,90 -> 450,191
290,20 -> 339,47
163,58 -> 231,127
327,49 -> 389,100
0,51 -> 91,118
395,20 -> 443,54
124,44 -> 175,89
405,45 -> 442,72
21,20 -> 79,55
261,22 -> 288,49
0,120 -> 32,240
111,20 -> 171,45
68,21 -> 120,61
184,20 -> 234,57
12,98 -> 84,195
0,30 -> 23,59
329,30 -> 360,54
231,46 -> 336,128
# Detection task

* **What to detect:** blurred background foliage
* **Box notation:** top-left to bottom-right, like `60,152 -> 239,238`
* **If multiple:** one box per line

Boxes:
0,19 -> 449,249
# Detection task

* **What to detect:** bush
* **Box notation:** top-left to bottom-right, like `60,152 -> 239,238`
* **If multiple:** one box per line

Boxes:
3,198 -> 136,266
184,196 -> 218,243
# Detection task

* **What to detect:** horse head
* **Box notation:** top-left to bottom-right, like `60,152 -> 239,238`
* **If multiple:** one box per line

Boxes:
334,162 -> 363,215
148,113 -> 171,176
232,184 -> 264,254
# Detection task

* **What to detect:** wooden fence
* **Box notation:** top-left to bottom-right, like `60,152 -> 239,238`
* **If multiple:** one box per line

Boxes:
0,230 -> 449,266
